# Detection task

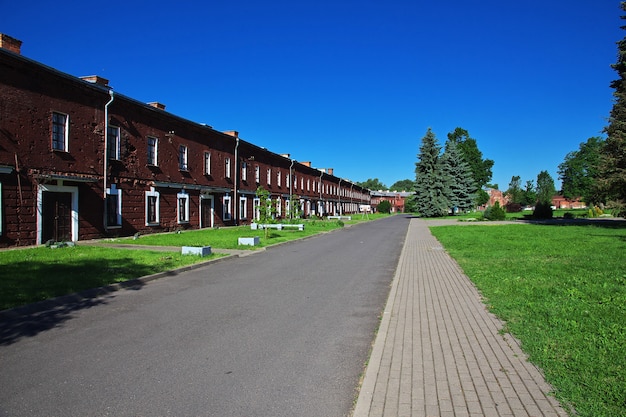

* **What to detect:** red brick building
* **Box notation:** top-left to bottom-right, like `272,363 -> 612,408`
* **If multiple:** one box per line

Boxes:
370,191 -> 414,213
0,34 -> 370,247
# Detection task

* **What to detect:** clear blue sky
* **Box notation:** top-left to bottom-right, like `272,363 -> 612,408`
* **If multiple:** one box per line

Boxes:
2,1 -> 621,190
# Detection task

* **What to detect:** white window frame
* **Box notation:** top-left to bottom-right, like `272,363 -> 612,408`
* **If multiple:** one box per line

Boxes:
204,151 -> 211,175
255,165 -> 260,183
225,158 -> 231,179
106,184 -> 122,228
239,196 -> 247,220
107,125 -> 121,160
276,197 -> 281,218
253,197 -> 261,221
223,195 -> 232,221
267,168 -> 272,185
145,187 -> 160,226
277,171 -> 281,188
177,191 -> 190,224
241,162 -> 248,182
147,136 -> 158,166
301,177 -> 304,191
52,111 -> 69,152
307,179 -> 310,191
179,145 -> 188,171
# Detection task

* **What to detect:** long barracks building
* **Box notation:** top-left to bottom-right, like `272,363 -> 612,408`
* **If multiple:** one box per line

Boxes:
0,34 -> 370,248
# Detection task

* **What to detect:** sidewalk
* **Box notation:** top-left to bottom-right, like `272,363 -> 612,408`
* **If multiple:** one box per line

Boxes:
353,218 -> 569,417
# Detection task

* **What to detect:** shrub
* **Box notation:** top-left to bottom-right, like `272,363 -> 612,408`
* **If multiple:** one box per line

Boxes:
484,201 -> 506,221
377,200 -> 392,214
533,201 -> 553,219
504,203 -> 523,213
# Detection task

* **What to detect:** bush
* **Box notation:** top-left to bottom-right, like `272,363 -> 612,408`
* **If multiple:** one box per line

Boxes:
504,203 -> 523,213
533,201 -> 553,219
484,201 -> 506,221
377,200 -> 392,214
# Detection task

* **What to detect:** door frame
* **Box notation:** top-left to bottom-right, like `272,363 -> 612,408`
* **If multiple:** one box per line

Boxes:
37,183 -> 79,244
200,194 -> 214,228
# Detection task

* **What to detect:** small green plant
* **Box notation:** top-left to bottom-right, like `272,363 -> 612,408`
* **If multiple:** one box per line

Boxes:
376,200 -> 392,214
533,201 -> 553,219
483,201 -> 506,220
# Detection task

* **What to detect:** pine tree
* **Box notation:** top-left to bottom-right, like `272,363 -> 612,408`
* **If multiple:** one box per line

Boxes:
441,139 -> 477,213
414,129 -> 450,217
602,1 -> 626,215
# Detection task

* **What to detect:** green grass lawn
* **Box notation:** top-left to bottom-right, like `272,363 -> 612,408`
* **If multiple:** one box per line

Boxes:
430,223 -> 626,417
0,245 -> 219,310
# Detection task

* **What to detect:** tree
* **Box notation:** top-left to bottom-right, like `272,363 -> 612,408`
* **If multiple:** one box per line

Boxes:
601,1 -> 626,215
255,186 -> 275,238
558,137 -> 604,204
505,175 -> 524,204
441,139 -> 476,213
447,127 -> 494,188
390,179 -> 415,191
414,128 -> 451,217
536,170 -> 556,204
357,178 -> 387,191
522,180 -> 537,206
377,200 -> 392,214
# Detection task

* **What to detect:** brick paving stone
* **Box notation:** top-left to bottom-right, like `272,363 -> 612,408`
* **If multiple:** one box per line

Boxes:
353,219 -> 569,417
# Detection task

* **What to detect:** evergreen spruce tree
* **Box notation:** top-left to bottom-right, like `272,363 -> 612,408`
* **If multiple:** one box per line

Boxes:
441,139 -> 477,213
602,1 -> 626,215
414,128 -> 450,217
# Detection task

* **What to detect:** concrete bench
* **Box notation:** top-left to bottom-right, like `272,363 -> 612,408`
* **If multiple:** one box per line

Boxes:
327,215 -> 351,221
238,236 -> 260,246
281,224 -> 304,231
181,246 -> 212,257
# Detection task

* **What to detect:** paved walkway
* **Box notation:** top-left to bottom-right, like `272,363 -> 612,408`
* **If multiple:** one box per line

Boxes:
353,218 -> 569,417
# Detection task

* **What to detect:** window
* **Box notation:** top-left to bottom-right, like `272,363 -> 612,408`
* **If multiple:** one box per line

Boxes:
147,136 -> 158,165
204,152 -> 211,175
307,179 -> 310,191
301,177 -> 304,191
286,174 -> 290,189
179,145 -> 188,171
276,197 -> 281,217
106,184 -> 122,228
223,195 -> 232,220
267,168 -> 272,185
225,158 -> 231,179
277,171 -> 281,188
253,197 -> 261,221
177,191 -> 189,223
241,162 -> 247,182
255,165 -> 260,183
239,196 -> 247,220
145,187 -> 160,225
0,182 -> 2,235
52,112 -> 68,151
107,126 -> 121,160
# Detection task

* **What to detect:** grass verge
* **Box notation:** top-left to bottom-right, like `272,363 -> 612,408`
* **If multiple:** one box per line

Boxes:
0,246 -> 221,310
430,223 -> 626,417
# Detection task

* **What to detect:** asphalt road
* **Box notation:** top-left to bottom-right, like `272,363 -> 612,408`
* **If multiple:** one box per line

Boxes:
0,215 -> 409,417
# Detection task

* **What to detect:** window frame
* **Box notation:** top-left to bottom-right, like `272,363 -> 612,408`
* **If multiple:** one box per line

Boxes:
225,158 -> 231,179
241,161 -> 247,182
204,151 -> 211,175
145,187 -> 160,226
107,125 -> 121,160
105,184 -> 122,228
147,136 -> 158,166
179,144 -> 188,171
0,182 -> 3,235
52,111 -> 69,152
177,191 -> 190,224
255,165 -> 260,184
239,196 -> 247,220
223,195 -> 232,221
267,168 -> 272,186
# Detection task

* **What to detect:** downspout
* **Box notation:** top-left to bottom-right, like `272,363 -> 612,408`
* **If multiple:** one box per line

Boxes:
103,89 -> 114,228
234,137 -> 239,225
289,159 -> 294,219
319,170 -> 324,216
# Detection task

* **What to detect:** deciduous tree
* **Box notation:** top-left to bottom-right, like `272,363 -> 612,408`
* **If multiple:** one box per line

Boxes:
447,127 -> 494,188
558,137 -> 604,204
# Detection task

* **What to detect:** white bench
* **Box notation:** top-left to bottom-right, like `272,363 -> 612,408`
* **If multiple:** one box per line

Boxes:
238,236 -> 260,246
181,246 -> 212,257
327,215 -> 351,221
251,223 -> 304,231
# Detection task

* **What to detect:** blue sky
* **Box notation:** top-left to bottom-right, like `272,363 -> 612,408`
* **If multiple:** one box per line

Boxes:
2,1 -> 621,190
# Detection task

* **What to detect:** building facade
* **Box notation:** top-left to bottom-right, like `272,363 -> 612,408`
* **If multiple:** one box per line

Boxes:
0,34 -> 370,247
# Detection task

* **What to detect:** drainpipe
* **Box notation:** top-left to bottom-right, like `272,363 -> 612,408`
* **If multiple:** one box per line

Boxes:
319,170 -> 324,216
233,137 -> 239,225
289,159 -> 294,219
338,178 -> 342,215
103,89 -> 114,230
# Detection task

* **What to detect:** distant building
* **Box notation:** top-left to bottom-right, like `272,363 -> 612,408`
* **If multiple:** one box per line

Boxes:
370,191 -> 414,213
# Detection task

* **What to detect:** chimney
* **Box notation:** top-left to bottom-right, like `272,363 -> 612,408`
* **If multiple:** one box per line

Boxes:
328,168 -> 334,175
0,34 -> 22,54
148,102 -> 166,110
223,130 -> 239,138
301,161 -> 311,167
80,75 -> 109,86
280,154 -> 290,159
